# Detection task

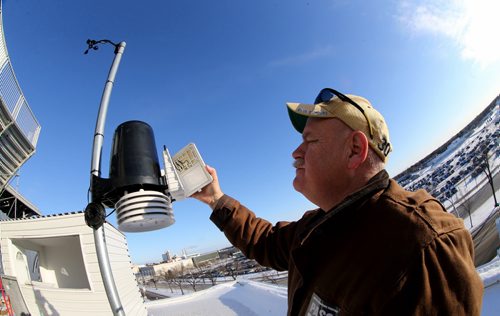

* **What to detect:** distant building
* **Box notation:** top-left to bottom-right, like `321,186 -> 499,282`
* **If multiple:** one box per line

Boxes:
162,250 -> 171,262
152,259 -> 194,276
138,265 -> 155,280
192,250 -> 220,267
218,246 -> 239,259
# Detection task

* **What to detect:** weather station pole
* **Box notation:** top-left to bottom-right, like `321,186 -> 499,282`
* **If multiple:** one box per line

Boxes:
85,39 -> 127,316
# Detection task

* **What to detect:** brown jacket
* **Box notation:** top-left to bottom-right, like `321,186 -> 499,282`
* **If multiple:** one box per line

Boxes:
210,170 -> 483,315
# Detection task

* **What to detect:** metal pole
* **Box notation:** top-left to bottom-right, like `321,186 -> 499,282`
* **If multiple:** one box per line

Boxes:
91,42 -> 126,179
483,152 -> 498,207
94,226 -> 125,315
89,41 -> 126,316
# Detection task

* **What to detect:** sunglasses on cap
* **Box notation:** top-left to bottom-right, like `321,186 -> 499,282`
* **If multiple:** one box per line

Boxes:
315,88 -> 374,139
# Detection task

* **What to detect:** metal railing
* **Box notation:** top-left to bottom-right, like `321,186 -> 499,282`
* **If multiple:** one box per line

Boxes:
0,1 -> 40,149
0,61 -> 40,148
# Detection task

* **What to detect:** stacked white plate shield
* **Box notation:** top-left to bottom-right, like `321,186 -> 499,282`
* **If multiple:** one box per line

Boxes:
115,189 -> 174,232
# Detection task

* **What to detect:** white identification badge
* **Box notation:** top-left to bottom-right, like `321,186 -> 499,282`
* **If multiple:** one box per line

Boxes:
306,293 -> 340,316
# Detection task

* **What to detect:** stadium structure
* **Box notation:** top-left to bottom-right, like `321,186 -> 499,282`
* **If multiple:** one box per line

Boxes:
0,1 -> 41,220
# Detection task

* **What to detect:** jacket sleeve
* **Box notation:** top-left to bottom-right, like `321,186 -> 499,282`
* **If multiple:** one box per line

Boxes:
382,227 -> 484,315
209,194 -> 299,271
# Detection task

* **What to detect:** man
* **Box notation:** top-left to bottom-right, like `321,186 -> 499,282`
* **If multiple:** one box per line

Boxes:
192,88 -> 483,315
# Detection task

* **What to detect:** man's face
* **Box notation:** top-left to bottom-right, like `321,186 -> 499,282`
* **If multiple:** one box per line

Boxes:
292,118 -> 351,207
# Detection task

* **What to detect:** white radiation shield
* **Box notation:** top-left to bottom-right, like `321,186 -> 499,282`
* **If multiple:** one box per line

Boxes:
116,189 -> 174,232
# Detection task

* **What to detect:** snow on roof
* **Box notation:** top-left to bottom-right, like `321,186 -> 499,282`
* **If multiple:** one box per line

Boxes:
146,280 -> 287,316
144,260 -> 500,316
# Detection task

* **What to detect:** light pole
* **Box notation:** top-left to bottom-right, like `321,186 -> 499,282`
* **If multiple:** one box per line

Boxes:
482,151 -> 498,208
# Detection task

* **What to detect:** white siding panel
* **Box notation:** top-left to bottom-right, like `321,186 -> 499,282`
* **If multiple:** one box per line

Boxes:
18,284 -> 39,315
0,213 -> 147,316
103,224 -> 147,316
0,238 -> 13,275
126,303 -> 144,316
33,288 -> 111,315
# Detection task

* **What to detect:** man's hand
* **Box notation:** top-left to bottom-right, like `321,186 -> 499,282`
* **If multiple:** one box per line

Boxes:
191,165 -> 224,209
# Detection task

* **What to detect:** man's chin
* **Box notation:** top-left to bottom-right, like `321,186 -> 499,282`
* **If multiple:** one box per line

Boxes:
292,178 -> 303,193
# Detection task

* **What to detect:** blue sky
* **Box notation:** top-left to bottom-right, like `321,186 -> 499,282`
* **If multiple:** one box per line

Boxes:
3,0 -> 499,264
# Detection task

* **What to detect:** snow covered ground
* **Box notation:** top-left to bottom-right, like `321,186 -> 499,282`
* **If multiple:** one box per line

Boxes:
146,280 -> 287,315
144,254 -> 500,315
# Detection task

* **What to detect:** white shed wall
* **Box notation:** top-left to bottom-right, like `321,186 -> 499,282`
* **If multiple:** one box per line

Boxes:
0,212 -> 147,316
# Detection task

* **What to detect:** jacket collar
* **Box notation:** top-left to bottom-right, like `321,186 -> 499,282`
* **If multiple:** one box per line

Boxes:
328,169 -> 390,213
299,170 -> 390,245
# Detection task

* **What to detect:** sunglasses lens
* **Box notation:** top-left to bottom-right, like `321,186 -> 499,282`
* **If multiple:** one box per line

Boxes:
315,89 -> 336,104
313,88 -> 374,139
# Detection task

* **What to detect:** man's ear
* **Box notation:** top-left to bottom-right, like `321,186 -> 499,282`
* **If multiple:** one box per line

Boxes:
347,131 -> 369,169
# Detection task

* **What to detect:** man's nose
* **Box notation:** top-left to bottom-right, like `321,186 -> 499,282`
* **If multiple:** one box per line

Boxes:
292,142 -> 304,159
